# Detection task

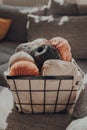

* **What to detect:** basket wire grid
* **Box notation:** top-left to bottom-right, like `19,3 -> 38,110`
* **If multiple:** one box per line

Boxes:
7,75 -> 79,114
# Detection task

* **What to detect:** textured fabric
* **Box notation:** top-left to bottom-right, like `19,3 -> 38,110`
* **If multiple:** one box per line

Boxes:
50,37 -> 72,61
30,44 -> 60,70
66,116 -> 87,130
0,18 -> 12,40
42,59 -> 82,86
9,51 -> 35,67
0,5 -> 28,42
9,60 -> 39,76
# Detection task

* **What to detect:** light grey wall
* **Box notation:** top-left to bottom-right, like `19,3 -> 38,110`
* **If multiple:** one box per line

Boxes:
76,0 -> 87,5
66,0 -> 87,5
1,0 -> 87,6
3,0 -> 49,6
0,0 -> 3,4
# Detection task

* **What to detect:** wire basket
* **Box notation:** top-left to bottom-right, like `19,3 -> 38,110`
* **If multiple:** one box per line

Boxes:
6,75 -> 80,114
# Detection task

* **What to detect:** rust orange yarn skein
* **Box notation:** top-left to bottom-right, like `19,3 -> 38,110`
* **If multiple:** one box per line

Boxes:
49,37 -> 72,61
9,60 -> 39,76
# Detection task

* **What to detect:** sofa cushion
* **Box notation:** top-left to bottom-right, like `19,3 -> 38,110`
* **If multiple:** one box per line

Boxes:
0,5 -> 28,42
46,0 -> 87,16
0,18 -> 12,40
28,15 -> 87,59
78,5 -> 87,15
47,0 -> 78,16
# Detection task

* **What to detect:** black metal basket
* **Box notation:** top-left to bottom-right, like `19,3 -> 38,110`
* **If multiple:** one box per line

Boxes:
6,75 -> 79,114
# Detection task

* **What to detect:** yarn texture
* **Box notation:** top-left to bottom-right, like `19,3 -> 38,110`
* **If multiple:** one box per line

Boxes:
9,60 -> 39,76
50,37 -> 72,61
30,44 -> 60,70
9,51 -> 35,67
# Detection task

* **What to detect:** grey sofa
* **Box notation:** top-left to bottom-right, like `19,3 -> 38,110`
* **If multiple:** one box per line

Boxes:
0,2 -> 87,130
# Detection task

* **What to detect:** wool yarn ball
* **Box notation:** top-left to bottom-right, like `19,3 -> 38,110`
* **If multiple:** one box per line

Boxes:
50,37 -> 72,61
30,44 -> 60,70
9,51 -> 35,67
9,60 -> 39,76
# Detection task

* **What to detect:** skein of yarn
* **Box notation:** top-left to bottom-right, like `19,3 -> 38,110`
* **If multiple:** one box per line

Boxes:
9,51 -> 35,67
30,44 -> 60,70
9,60 -> 39,76
50,37 -> 72,61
